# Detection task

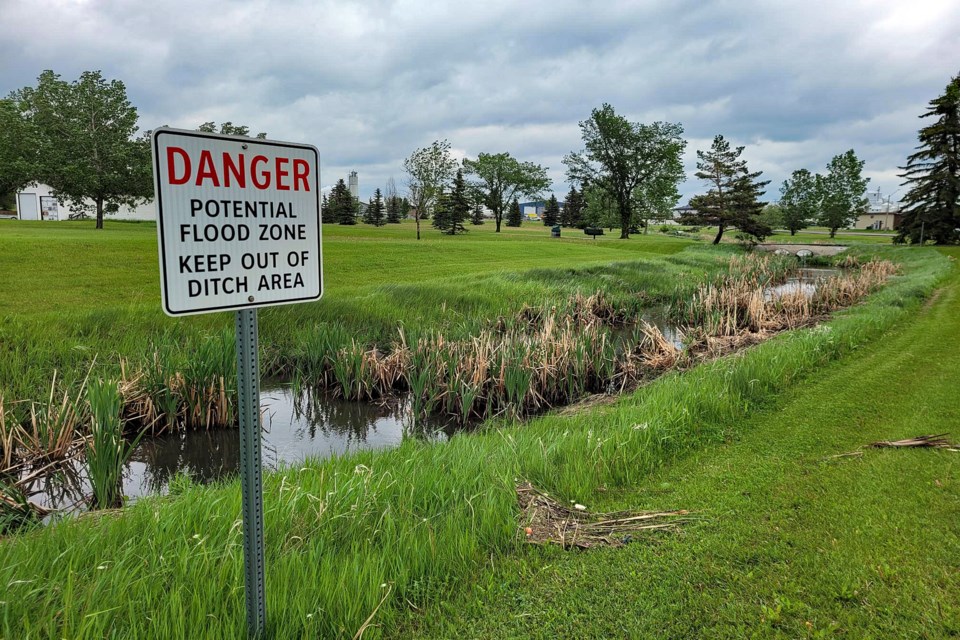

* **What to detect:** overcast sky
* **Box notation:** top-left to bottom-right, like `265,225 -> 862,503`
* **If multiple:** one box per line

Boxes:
2,0 -> 958,203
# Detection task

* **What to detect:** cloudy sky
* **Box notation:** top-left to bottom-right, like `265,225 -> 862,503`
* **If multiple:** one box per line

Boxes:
2,0 -> 958,203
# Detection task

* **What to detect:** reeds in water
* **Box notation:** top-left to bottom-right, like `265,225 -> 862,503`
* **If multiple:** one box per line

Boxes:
86,378 -> 143,509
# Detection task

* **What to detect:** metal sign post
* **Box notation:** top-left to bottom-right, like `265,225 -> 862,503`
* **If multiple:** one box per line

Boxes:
236,308 -> 265,636
150,128 -> 322,639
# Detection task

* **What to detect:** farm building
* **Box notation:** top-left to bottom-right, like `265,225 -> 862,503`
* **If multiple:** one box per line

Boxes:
13,183 -> 155,221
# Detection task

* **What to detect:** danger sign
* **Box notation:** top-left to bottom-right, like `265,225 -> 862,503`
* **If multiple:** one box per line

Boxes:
151,128 -> 322,316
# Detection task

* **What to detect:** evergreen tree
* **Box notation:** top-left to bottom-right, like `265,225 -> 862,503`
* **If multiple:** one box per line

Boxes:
896,72 -> 960,245
506,198 -> 523,227
542,194 -> 560,226
401,197 -> 411,219
561,187 -> 584,227
328,179 -> 356,225
432,189 -> 451,231
385,194 -> 402,223
447,169 -> 470,234
321,193 -> 333,223
470,200 -> 485,225
364,188 -> 385,226
817,150 -> 869,238
684,135 -> 770,244
779,168 -> 818,235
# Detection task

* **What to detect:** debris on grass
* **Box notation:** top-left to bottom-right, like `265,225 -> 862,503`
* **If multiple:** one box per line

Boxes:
870,434 -> 958,450
517,482 -> 692,549
828,434 -> 959,460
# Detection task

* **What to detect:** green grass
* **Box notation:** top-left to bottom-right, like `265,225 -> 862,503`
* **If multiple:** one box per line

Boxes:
0,246 -> 950,639
400,249 -> 960,639
0,219 -> 707,405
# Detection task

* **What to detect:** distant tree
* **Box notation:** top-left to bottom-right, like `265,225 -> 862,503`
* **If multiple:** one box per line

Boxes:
6,70 -> 153,229
197,121 -> 267,139
896,72 -> 960,245
432,189 -> 451,232
542,194 -> 560,226
400,197 -> 411,219
404,140 -> 457,240
633,172 -> 681,233
327,179 -> 356,225
683,135 -> 770,243
470,200 -> 485,225
818,150 -> 869,238
564,104 -> 686,239
321,192 -> 329,222
364,188 -> 385,226
582,183 -> 618,230
760,203 -> 784,230
506,198 -> 523,227
463,152 -> 550,233
560,187 -> 584,227
385,177 -> 402,223
778,168 -> 818,235
446,169 -> 470,235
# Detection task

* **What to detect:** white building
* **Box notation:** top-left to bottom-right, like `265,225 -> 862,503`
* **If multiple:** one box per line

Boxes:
14,183 -> 156,221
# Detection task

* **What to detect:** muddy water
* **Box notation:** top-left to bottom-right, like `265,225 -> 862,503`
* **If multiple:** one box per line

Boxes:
22,385 -> 453,513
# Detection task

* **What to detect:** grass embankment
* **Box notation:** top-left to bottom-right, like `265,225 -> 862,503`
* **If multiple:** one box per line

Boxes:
0,247 -> 949,638
0,219 -> 698,407
404,249 -> 960,640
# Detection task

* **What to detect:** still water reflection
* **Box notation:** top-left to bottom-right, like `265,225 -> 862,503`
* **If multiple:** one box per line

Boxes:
27,384 -> 452,512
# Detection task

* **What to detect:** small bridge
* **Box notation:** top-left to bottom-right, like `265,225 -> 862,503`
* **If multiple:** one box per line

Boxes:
756,244 -> 848,257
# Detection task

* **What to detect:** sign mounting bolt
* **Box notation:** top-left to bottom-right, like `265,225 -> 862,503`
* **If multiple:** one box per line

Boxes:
242,143 -> 249,150
248,296 -> 255,302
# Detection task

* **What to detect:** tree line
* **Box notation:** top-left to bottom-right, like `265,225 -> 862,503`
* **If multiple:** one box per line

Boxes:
2,69 -> 957,243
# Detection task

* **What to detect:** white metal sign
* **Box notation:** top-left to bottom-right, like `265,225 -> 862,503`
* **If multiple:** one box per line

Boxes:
152,128 -> 322,316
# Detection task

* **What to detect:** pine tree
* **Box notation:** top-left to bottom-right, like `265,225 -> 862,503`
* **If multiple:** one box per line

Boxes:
447,169 -> 470,234
401,197 -> 411,219
385,195 -> 401,223
561,187 -> 584,227
542,194 -> 560,226
364,188 -> 385,226
506,198 -> 523,227
327,179 -> 357,225
685,135 -> 770,243
432,189 -> 451,231
321,193 -> 334,224
897,72 -> 960,245
471,201 -> 485,225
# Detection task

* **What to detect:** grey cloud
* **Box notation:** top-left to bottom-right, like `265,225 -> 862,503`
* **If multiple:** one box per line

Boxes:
2,0 -> 958,202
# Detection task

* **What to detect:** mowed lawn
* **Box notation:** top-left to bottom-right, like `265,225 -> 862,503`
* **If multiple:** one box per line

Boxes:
0,219 -> 690,317
400,250 -> 960,639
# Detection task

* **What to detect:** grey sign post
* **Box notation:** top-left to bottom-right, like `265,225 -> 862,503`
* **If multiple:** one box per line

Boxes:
151,128 -> 322,638
236,308 -> 265,633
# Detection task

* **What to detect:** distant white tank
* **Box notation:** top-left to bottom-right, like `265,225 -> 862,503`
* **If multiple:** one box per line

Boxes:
348,171 -> 358,200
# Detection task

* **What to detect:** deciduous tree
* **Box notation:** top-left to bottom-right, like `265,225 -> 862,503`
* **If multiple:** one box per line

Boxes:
779,169 -> 818,235
403,140 -> 457,240
7,70 -> 152,228
197,121 -> 267,139
564,104 -> 685,239
818,150 -> 869,238
462,152 -> 550,233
